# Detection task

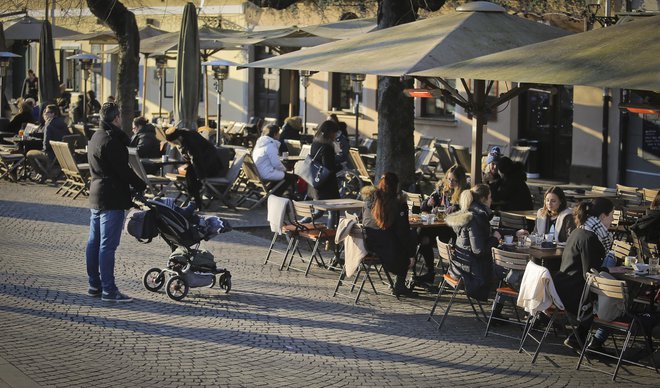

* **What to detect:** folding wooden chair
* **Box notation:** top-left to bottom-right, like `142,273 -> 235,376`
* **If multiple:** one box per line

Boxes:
428,240 -> 487,331
333,219 -> 394,304
402,191 -> 423,214
643,188 -> 659,205
348,147 -> 373,186
201,149 -> 247,209
0,152 -> 24,182
450,144 -> 471,174
235,154 -> 285,209
264,195 -> 309,270
499,211 -> 529,234
616,184 -> 643,206
576,273 -> 658,381
283,139 -> 302,156
127,148 -> 171,197
510,146 -> 531,165
611,239 -> 633,264
434,142 -> 456,175
286,201 -> 336,276
518,261 -> 581,364
50,141 -> 89,199
485,248 -> 530,339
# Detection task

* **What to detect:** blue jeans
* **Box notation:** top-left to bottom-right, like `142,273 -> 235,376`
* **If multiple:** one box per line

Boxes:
86,209 -> 125,295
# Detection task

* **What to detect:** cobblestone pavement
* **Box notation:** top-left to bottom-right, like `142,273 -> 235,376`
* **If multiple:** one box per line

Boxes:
0,181 -> 656,387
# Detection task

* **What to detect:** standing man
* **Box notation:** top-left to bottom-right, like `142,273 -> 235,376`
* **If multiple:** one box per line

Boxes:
86,102 -> 146,302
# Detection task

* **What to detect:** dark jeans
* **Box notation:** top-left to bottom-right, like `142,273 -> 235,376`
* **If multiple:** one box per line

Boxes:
86,209 -> 125,295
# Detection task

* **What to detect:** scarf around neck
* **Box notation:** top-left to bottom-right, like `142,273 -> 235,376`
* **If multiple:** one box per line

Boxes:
582,216 -> 613,251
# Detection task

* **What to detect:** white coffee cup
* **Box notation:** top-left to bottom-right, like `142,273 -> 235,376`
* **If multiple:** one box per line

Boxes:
504,235 -> 514,245
544,233 -> 554,242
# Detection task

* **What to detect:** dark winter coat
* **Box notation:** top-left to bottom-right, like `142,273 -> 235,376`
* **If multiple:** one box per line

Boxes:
167,128 -> 226,179
42,116 -> 69,160
631,209 -> 660,246
129,124 -> 161,159
362,187 -> 416,276
308,140 -> 339,200
88,120 -> 146,210
445,201 -> 498,301
491,174 -> 533,211
552,228 -> 607,315
8,111 -> 35,134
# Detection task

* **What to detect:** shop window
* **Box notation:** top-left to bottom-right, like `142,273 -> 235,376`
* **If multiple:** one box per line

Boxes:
420,79 -> 456,119
331,72 -> 362,112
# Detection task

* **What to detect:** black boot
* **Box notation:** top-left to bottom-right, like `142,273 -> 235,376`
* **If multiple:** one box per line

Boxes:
393,274 -> 417,298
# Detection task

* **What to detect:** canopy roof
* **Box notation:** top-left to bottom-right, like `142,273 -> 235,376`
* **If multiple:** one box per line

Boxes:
4,16 -> 79,41
413,14 -> 660,92
63,25 -> 167,44
242,5 -> 569,76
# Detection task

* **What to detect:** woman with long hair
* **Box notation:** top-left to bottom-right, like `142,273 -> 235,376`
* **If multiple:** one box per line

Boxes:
421,164 -> 469,214
516,186 -> 576,243
8,100 -> 36,134
553,197 -> 614,349
362,172 -> 417,297
445,184 -> 501,300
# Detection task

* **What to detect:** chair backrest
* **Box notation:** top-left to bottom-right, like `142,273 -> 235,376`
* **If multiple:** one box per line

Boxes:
510,146 -> 531,165
616,184 -> 643,206
292,200 -> 325,230
402,191 -> 423,214
530,185 -> 545,209
499,211 -> 528,230
414,147 -> 434,172
348,147 -> 371,180
611,209 -> 623,228
299,144 -> 311,159
284,139 -> 302,156
450,144 -> 471,173
225,149 -> 247,184
631,232 -> 656,263
62,134 -> 86,151
267,194 -> 291,233
127,148 -> 152,184
435,143 -> 455,173
492,247 -> 530,271
643,188 -> 659,204
611,239 -> 633,262
580,273 -> 629,320
305,122 -> 318,134
436,238 -> 454,264
50,140 -> 80,174
416,136 -> 434,150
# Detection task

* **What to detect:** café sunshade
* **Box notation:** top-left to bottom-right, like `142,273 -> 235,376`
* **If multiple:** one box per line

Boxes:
174,2 -> 201,130
4,16 -> 79,41
413,14 -> 660,92
241,2 -> 569,76
64,25 -> 167,44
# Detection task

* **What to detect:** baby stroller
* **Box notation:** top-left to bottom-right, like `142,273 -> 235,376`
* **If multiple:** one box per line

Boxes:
128,197 -> 232,301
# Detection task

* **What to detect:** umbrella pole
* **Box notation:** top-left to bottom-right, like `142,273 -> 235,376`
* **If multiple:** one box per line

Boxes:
354,93 -> 360,146
216,82 -> 223,147
141,54 -> 148,116
0,76 -> 4,118
470,79 -> 486,184
204,68 -> 209,127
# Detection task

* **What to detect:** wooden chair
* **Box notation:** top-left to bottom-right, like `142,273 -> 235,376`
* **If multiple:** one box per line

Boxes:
348,147 -> 373,186
611,239 -> 633,264
499,211 -> 529,233
0,152 -> 24,182
518,261 -> 580,364
414,147 -> 436,181
415,136 -> 434,150
283,139 -> 302,156
235,154 -> 285,210
485,248 -> 530,339
428,240 -> 487,331
127,148 -> 171,198
435,142 -> 456,174
450,144 -> 471,174
576,273 -> 657,381
510,146 -> 531,165
50,141 -> 89,199
201,149 -> 247,209
286,201 -> 337,276
333,217 -> 395,304
299,144 -> 311,159
616,184 -> 643,206
643,188 -> 659,205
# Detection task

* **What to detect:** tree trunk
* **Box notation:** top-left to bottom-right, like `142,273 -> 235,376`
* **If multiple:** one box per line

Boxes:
87,0 -> 139,135
374,0 -> 417,189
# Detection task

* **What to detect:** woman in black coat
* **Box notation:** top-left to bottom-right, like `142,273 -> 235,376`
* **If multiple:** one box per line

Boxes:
445,184 -> 501,301
491,157 -> 533,211
8,101 -> 36,134
278,116 -> 302,154
362,172 -> 416,297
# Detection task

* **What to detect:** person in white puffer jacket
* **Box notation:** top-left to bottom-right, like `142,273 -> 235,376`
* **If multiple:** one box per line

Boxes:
252,124 -> 297,197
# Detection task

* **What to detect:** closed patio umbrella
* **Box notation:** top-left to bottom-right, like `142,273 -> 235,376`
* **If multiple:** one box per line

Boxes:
174,2 -> 201,130
38,21 -> 60,106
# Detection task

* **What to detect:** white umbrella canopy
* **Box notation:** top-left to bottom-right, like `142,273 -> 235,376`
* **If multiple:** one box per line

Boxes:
241,2 -> 569,76
5,16 -> 79,41
413,14 -> 660,92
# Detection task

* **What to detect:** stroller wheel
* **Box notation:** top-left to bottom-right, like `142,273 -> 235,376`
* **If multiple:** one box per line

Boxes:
166,276 -> 189,301
208,276 -> 216,288
218,272 -> 231,293
143,268 -> 165,292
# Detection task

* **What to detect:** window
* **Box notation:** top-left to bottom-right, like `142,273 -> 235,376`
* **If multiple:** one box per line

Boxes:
164,68 -> 175,98
331,73 -> 362,112
420,79 -> 456,118
59,48 -> 79,91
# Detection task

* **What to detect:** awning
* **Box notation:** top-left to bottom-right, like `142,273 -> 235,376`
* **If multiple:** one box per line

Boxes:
241,6 -> 569,76
4,16 -> 79,41
63,25 -> 167,44
413,14 -> 660,92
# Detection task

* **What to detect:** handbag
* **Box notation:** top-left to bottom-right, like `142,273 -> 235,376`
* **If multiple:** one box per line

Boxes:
294,146 -> 331,189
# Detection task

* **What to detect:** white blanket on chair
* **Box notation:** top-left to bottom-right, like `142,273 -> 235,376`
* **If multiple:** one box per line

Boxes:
517,261 -> 564,315
335,217 -> 367,278
267,196 -> 289,234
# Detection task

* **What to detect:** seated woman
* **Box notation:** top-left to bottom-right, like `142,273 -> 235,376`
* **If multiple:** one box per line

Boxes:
26,104 -> 68,182
252,124 -> 297,198
165,127 -> 228,209
445,184 -> 501,301
553,197 -> 614,350
278,116 -> 302,154
8,101 -> 36,134
414,164 -> 469,284
516,186 -> 576,243
130,117 -> 161,158
362,172 -> 417,297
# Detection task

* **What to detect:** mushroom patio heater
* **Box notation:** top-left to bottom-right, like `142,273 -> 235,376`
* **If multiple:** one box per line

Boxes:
300,70 -> 317,134
153,55 -> 168,123
67,53 -> 99,123
0,51 -> 20,119
351,73 -> 365,145
202,60 -> 231,146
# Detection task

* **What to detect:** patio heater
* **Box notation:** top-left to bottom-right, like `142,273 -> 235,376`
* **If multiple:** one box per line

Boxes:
0,51 -> 20,119
67,53 -> 99,123
202,60 -> 231,147
153,55 -> 168,123
300,70 -> 317,134
351,73 -> 365,146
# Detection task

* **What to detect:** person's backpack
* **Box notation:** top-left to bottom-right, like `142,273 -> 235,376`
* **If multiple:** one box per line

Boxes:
125,209 -> 158,243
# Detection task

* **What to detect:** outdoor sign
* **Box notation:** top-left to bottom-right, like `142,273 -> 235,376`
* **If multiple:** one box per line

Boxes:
642,116 -> 660,159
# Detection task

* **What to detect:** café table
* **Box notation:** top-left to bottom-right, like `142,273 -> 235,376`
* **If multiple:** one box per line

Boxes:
564,190 -> 618,201
7,136 -> 43,180
610,266 -> 660,310
503,209 -> 538,222
510,244 -> 564,268
141,157 -> 186,177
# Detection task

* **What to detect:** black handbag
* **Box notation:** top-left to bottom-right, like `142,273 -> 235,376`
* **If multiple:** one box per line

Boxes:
294,146 -> 331,189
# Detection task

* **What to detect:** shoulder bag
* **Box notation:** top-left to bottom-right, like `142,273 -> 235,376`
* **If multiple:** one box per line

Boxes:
294,146 -> 331,189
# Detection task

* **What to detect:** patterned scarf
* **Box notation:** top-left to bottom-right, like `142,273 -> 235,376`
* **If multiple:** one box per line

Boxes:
582,216 -> 613,251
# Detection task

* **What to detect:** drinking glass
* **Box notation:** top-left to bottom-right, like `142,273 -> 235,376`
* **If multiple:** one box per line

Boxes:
649,257 -> 659,275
